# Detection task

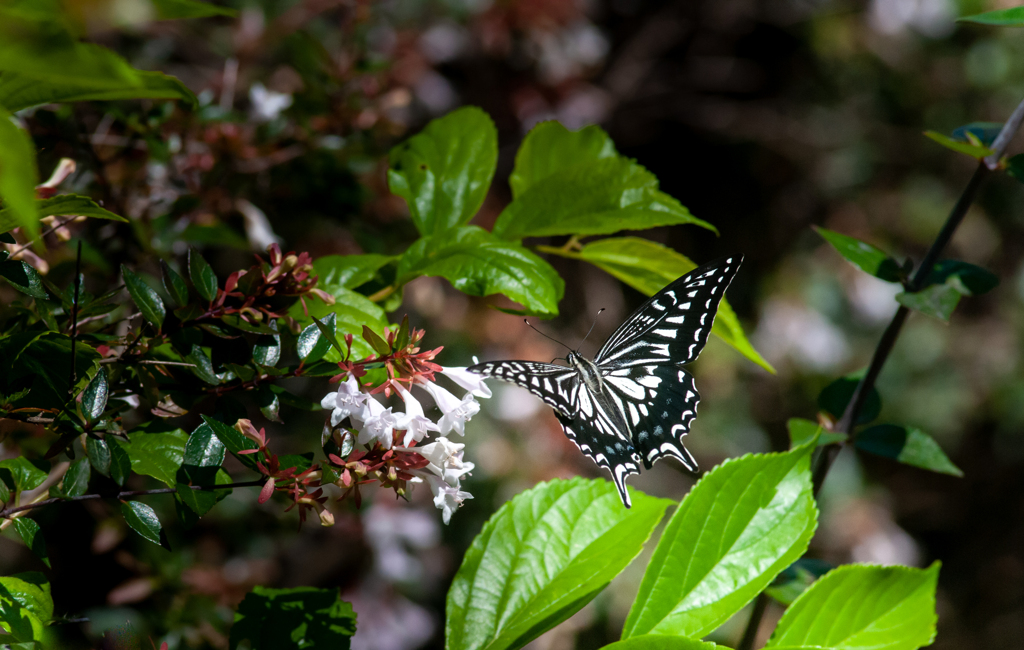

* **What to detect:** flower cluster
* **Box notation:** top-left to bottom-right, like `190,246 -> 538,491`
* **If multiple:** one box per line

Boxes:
321,322 -> 491,524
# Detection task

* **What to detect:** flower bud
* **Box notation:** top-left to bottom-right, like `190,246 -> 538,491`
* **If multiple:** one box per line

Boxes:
319,509 -> 335,527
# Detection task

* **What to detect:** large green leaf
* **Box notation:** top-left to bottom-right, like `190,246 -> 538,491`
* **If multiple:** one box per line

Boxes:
542,237 -> 773,371
388,106 -> 497,236
0,105 -> 39,240
446,477 -> 672,650
288,286 -> 388,361
622,442 -> 818,639
766,563 -> 940,650
310,254 -> 395,291
509,121 -> 617,198
230,586 -> 357,650
855,424 -> 962,477
493,157 -> 715,240
0,572 -> 52,643
601,637 -> 718,650
0,69 -> 194,113
813,227 -> 902,283
122,427 -> 189,486
398,225 -> 564,317
0,194 -> 127,233
0,457 -> 48,493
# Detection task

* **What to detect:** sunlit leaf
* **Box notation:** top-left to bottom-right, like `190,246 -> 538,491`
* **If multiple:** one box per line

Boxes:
0,106 -> 39,241
310,254 -> 395,291
923,131 -> 993,159
509,121 -> 617,198
81,367 -> 108,421
600,637 -> 718,650
120,500 -> 170,549
0,457 -> 48,493
787,417 -> 847,447
855,424 -> 963,477
958,6 -> 1024,26
122,427 -> 189,486
12,518 -> 49,568
813,227 -> 903,283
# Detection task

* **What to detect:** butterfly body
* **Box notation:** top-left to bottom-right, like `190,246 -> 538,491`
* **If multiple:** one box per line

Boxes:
468,256 -> 742,507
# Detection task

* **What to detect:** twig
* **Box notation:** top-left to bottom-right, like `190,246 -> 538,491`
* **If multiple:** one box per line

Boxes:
0,480 -> 266,519
6,216 -> 78,257
67,241 -> 83,395
100,358 -> 197,367
737,593 -> 769,650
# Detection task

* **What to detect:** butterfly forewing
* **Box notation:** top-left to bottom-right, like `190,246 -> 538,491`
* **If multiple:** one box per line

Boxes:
466,360 -> 580,420
595,256 -> 742,368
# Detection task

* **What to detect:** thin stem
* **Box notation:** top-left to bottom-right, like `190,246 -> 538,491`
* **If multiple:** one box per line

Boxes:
367,284 -> 396,303
738,593 -> 769,650
6,216 -> 77,257
67,241 -> 83,396
0,480 -> 266,519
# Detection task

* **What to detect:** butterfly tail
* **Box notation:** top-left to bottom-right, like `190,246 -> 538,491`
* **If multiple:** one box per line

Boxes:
610,464 -> 633,508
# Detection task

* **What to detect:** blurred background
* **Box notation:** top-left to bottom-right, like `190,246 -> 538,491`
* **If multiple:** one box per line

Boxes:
3,0 -> 1024,648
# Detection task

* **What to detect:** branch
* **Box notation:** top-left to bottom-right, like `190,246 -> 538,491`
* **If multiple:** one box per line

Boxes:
0,479 -> 266,519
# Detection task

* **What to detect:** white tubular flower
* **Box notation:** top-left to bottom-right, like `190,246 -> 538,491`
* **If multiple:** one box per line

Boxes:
393,383 -> 439,446
417,473 -> 473,525
414,437 -> 474,486
440,366 -> 493,399
422,381 -> 480,436
357,400 -> 401,449
321,375 -> 368,427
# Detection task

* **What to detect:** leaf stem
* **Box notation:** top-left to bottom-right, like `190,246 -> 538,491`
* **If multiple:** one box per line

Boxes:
738,593 -> 769,650
0,479 -> 266,519
367,284 -> 397,303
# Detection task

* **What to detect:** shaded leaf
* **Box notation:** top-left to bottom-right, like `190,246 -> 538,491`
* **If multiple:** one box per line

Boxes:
289,286 -> 387,361
0,105 -> 39,240
120,501 -> 170,549
494,157 -> 715,240
0,259 -> 48,299
12,518 -> 49,568
230,586 -> 357,650
62,457 -> 90,498
958,6 -> 1024,26
202,415 -> 260,471
152,0 -> 238,19
310,254 -> 395,291
813,227 -> 902,283
398,225 -> 564,317
7,332 -> 100,407
0,458 -> 48,493
297,316 -> 332,363
622,442 -> 818,639
818,374 -> 881,425
0,194 -> 126,234
85,437 -> 111,477
765,557 -> 833,607
924,260 -> 998,295
161,261 -> 189,307
856,424 -> 963,477
787,417 -> 847,448
896,282 -> 962,322
121,266 -> 166,329
183,344 -> 221,385
951,122 -> 1003,146
541,237 -> 773,371
108,439 -> 131,486
0,572 -> 53,642
0,69 -> 194,114
257,384 -> 281,422
447,477 -> 671,650
188,249 -> 218,302
252,331 -> 281,367
766,563 -> 940,650
388,106 -> 497,236
1006,153 -> 1024,184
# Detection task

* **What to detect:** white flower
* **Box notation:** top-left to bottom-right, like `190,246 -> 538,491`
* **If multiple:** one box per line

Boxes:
422,381 -> 480,436
441,366 -> 492,398
393,383 -> 439,446
417,473 -> 472,525
412,437 -> 474,486
249,83 -> 293,122
321,375 -> 368,427
357,400 -> 401,449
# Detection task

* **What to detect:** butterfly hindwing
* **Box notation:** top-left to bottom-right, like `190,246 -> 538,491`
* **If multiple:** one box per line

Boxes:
595,256 -> 742,368
601,364 -> 700,471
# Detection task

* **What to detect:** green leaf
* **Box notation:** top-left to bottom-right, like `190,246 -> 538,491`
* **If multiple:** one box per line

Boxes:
622,442 -> 818,639
252,331 -> 281,367
813,227 -> 902,283
201,415 -> 260,471
509,121 -> 617,198
766,563 -> 940,650
257,384 -> 281,422
398,225 -> 564,317
183,421 -> 227,471
923,131 -> 993,159
121,266 -> 166,329
0,259 -> 48,299
765,558 -> 833,606
0,572 -> 53,642
120,500 -> 170,549
310,254 -> 395,291
81,367 -> 108,420
122,428 -> 189,486
176,467 -> 231,520
230,586 -> 357,650
600,637 -> 718,650
183,344 -> 221,385
446,477 -> 671,650
925,260 -> 998,295
151,0 -> 238,19
86,437 -> 111,477
289,286 -> 387,361
5,332 -> 100,407
62,457 -> 90,498
541,237 -> 773,371
108,439 -> 131,486
387,106 -> 497,236
818,374 -> 881,425
361,325 -> 391,356
0,194 -> 126,234
0,67 -> 195,113
0,106 -> 39,241
161,261 -> 189,308
297,318 -> 332,362
493,156 -> 716,240
958,6 -> 1024,26
855,424 -> 963,477
188,248 -> 218,302
12,518 -> 49,568
951,122 -> 1003,146
0,457 -> 48,493
1006,153 -> 1024,183
787,418 -> 847,447
176,422 -> 228,517
895,282 -> 962,322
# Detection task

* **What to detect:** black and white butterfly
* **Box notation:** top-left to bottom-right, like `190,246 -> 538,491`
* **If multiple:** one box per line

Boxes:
467,256 -> 742,507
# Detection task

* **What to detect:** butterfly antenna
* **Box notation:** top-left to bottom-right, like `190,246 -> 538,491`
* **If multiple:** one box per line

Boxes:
523,319 -> 574,353
576,308 -> 605,352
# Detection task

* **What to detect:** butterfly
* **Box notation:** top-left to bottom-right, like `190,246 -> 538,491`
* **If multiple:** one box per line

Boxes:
467,256 -> 742,507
